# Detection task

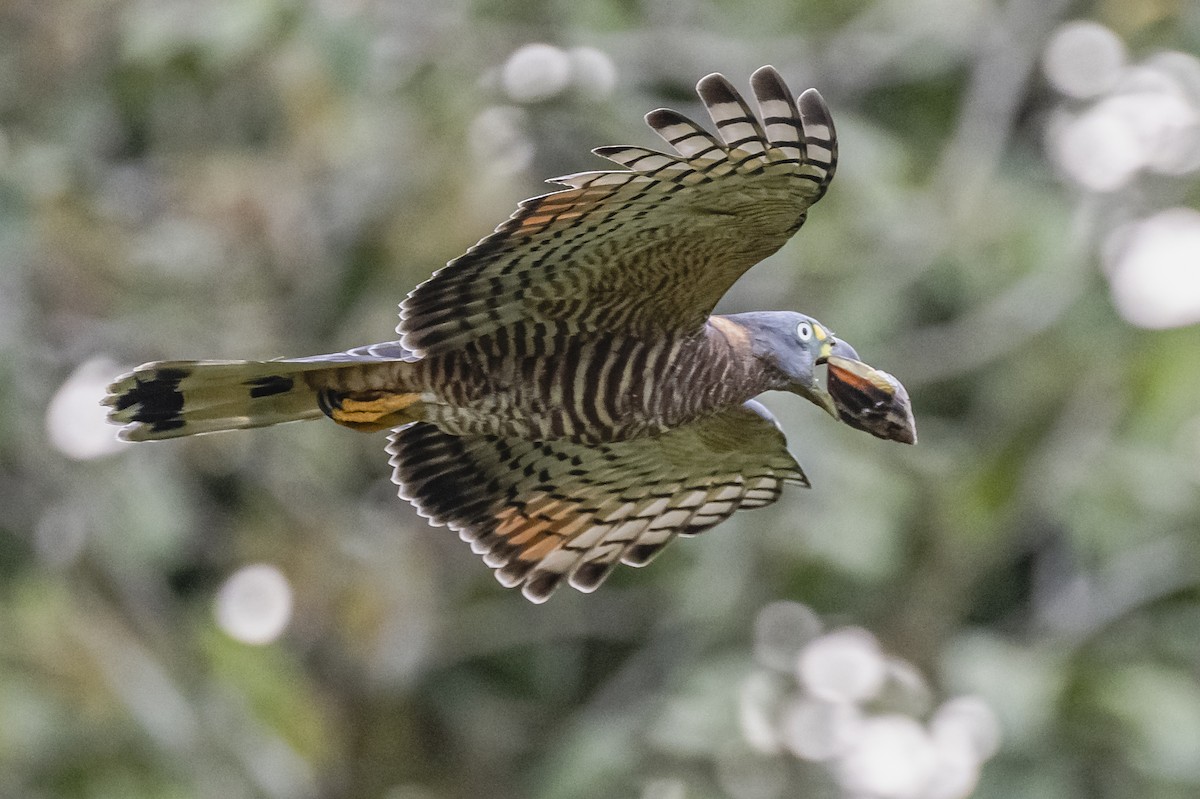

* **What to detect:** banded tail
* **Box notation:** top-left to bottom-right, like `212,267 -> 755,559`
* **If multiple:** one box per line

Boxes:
104,342 -> 423,441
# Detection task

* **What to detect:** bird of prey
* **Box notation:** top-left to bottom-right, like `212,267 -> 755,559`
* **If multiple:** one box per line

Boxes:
105,66 -> 915,602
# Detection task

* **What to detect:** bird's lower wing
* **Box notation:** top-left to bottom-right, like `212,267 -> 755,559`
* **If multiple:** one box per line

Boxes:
387,401 -> 807,603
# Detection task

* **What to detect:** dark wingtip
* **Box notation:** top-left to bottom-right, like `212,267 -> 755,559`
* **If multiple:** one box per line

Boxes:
749,65 -> 790,102
644,107 -> 686,130
521,570 -> 560,604
798,88 -> 829,116
568,560 -> 614,593
695,71 -> 739,105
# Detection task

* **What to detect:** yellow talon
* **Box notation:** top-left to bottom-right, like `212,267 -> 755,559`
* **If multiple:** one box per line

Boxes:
329,392 -> 423,431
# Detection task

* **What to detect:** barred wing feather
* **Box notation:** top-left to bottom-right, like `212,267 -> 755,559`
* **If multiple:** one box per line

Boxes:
387,401 -> 808,602
398,66 -> 837,356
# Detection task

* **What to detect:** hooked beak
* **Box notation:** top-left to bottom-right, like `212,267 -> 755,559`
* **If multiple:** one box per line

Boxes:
804,329 -> 917,444
817,337 -> 860,365
805,336 -> 861,418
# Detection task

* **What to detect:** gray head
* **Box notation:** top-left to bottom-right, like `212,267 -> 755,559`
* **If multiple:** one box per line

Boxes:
728,310 -> 917,444
727,311 -> 860,416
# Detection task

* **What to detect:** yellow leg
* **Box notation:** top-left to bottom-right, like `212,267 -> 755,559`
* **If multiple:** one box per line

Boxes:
326,391 -> 424,432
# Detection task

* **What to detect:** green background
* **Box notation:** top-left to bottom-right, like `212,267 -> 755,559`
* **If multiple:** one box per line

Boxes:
4,0 -> 1200,797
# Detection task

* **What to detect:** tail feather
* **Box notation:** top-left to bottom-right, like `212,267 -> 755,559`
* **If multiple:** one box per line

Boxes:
105,360 -> 326,440
105,345 -> 419,441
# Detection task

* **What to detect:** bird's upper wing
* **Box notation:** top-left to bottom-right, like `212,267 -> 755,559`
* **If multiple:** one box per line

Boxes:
398,66 -> 837,356
387,400 -> 807,602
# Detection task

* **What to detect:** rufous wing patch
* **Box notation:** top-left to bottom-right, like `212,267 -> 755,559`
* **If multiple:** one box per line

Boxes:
386,401 -> 808,603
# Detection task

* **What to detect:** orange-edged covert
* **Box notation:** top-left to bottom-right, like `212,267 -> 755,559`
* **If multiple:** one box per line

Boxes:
104,66 -> 916,603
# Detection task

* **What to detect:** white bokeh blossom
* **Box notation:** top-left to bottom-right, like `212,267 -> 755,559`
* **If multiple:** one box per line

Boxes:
46,357 -> 128,460
502,43 -> 574,103
798,626 -> 887,704
1104,208 -> 1200,330
215,563 -> 294,645
742,604 -> 1003,798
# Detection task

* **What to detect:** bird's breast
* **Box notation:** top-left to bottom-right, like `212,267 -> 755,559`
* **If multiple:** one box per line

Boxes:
411,327 -> 770,443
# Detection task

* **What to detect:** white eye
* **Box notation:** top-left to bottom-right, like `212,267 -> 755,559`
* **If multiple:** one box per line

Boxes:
796,322 -> 813,341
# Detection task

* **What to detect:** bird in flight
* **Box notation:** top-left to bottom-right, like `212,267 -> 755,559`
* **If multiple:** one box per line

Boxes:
105,66 -> 915,602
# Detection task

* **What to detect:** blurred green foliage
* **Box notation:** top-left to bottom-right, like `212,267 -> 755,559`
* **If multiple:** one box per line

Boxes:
3,0 -> 1200,797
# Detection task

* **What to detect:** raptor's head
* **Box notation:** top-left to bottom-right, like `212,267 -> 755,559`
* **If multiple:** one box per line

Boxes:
732,311 -> 916,444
